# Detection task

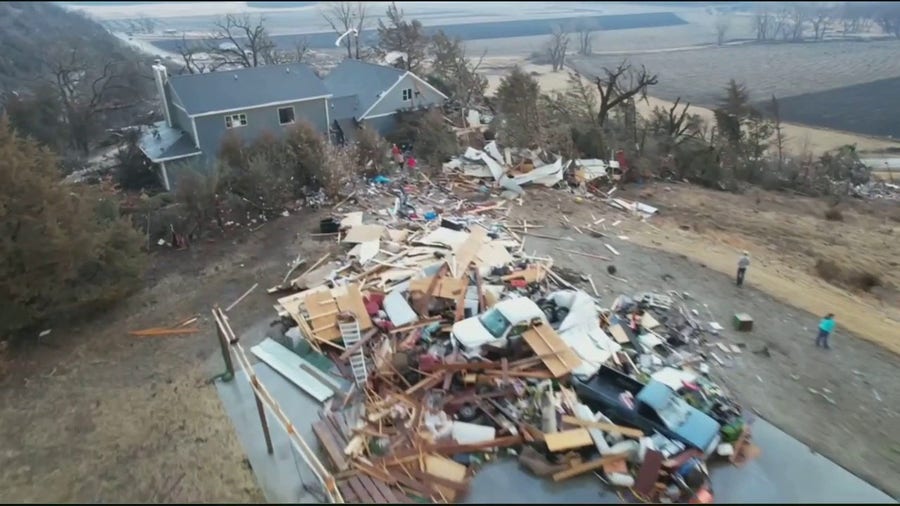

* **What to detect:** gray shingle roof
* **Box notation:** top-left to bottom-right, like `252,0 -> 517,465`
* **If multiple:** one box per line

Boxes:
323,59 -> 407,117
138,121 -> 201,162
168,63 -> 330,116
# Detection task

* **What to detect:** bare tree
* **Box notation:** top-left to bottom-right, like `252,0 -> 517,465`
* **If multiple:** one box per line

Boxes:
577,24 -> 595,56
788,4 -> 806,41
872,2 -> 900,39
769,95 -> 787,171
176,35 -> 209,74
715,15 -> 730,45
320,2 -> 369,59
808,3 -> 832,40
546,24 -> 570,72
594,60 -> 659,128
42,44 -> 139,154
430,31 -> 487,125
376,2 -> 429,72
753,9 -> 770,41
650,97 -> 701,150
207,14 -> 277,69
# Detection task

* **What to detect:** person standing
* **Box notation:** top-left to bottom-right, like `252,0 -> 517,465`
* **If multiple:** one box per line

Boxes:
736,251 -> 750,287
406,154 -> 418,173
391,144 -> 404,169
815,314 -> 836,349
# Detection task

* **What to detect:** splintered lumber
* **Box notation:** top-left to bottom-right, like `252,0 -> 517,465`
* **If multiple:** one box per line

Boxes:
334,284 -> 373,330
551,452 -> 629,482
129,327 -> 200,337
409,275 -> 466,300
560,415 -> 645,438
604,243 -> 620,256
225,283 -> 258,312
521,324 -> 582,378
424,454 -> 468,502
634,449 -> 664,496
452,225 -> 488,276
306,289 -> 342,341
427,435 -> 522,456
543,428 -> 594,452
501,265 -> 545,283
313,420 -> 350,471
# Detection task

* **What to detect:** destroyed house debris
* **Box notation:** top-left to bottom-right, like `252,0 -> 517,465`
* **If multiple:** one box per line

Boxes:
218,141 -> 758,504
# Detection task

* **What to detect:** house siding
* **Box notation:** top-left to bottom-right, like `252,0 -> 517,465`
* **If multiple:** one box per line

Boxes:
364,74 -> 445,118
361,115 -> 398,137
193,98 -> 329,165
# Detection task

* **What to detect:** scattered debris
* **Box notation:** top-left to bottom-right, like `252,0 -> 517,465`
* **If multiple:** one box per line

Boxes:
215,158 -> 757,504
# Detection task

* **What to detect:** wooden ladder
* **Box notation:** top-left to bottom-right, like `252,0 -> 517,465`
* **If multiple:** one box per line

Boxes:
338,315 -> 368,387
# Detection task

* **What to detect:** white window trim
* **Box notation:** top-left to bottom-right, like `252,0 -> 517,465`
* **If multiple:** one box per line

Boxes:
277,105 -> 296,125
225,113 -> 248,129
402,88 -> 413,101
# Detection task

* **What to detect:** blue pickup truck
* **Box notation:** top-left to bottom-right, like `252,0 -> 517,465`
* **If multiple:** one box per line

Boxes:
572,366 -> 722,457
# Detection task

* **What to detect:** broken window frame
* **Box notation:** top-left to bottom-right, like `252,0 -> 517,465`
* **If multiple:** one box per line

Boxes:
402,88 -> 413,101
225,113 -> 248,129
277,106 -> 295,126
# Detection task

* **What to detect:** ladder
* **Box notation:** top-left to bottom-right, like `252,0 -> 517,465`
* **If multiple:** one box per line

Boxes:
338,315 -> 368,387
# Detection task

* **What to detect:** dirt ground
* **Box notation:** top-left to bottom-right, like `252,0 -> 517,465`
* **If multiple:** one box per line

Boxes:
0,208 -> 339,502
509,186 -> 899,498
1,181 -> 897,501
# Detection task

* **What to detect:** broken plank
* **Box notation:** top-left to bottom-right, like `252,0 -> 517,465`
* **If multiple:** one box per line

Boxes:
604,244 -> 620,256
554,247 -> 611,261
129,327 -> 201,337
560,415 -> 644,438
313,420 -> 350,471
543,429 -> 594,452
427,435 -> 522,456
551,453 -> 629,482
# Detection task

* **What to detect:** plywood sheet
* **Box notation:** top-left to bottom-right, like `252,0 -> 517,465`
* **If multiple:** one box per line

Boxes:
306,289 -> 341,341
340,211 -> 364,228
343,224 -> 385,244
452,226 -> 488,276
408,276 -> 467,299
475,241 -> 514,269
424,453 -> 467,501
544,429 -> 594,452
642,312 -> 660,330
609,323 -> 630,344
334,283 -> 373,330
521,325 -> 582,378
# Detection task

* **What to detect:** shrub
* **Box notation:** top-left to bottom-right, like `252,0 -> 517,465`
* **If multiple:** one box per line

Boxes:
0,117 -> 146,341
175,167 -> 222,236
354,126 -> 390,176
824,206 -> 844,221
284,121 -> 327,188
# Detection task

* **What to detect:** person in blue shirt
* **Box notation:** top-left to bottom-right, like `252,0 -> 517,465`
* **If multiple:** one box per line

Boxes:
815,313 -> 836,349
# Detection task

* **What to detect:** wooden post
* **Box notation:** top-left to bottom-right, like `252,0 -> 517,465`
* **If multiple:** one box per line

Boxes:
253,378 -> 274,454
214,311 -> 235,380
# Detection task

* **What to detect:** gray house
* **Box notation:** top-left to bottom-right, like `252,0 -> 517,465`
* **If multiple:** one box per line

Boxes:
139,59 -> 447,190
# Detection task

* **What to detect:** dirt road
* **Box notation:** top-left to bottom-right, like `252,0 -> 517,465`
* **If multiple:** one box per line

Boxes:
510,187 -> 899,499
1,185 -> 897,501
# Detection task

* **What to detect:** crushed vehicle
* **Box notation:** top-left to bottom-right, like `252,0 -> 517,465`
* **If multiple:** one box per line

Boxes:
573,365 -> 722,457
450,295 -> 546,356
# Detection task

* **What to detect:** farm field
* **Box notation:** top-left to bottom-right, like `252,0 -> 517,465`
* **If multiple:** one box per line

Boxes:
776,76 -> 900,139
570,39 -> 900,113
148,11 -> 687,52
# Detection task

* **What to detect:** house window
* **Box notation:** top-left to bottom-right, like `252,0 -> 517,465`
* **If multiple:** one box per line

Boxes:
225,113 -> 247,129
278,106 -> 295,125
402,88 -> 413,101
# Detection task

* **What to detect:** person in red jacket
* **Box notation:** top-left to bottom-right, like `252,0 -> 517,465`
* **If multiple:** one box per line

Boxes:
406,154 -> 418,172
391,144 -> 404,169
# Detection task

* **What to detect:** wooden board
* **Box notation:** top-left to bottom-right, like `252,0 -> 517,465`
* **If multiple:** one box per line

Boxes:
424,453 -> 468,502
452,226 -> 488,276
501,265 -> 545,283
306,289 -> 342,341
543,429 -> 594,452
409,275 -> 467,299
334,284 -> 373,330
634,449 -> 664,496
642,312 -> 660,330
521,325 -> 582,378
560,415 -> 645,439
609,324 -> 630,344
313,420 -> 350,471
343,224 -> 385,244
551,453 -> 628,481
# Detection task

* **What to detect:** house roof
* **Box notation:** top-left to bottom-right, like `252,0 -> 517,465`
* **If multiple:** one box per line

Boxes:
168,63 -> 330,116
138,121 -> 201,163
323,59 -> 408,117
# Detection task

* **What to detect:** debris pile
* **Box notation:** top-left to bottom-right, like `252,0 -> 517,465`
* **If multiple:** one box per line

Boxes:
247,167 -> 755,504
